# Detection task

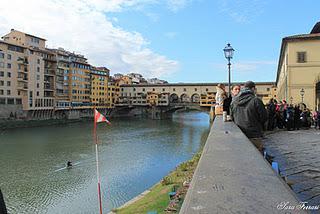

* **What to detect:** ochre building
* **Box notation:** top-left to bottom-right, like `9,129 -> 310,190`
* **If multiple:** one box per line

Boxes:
276,22 -> 320,110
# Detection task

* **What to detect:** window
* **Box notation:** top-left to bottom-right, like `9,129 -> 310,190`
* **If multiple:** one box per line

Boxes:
0,81 -> 3,86
7,63 -> 11,69
8,45 -> 24,53
7,90 -> 10,95
266,88 -> 270,91
162,88 -> 165,92
37,83 -> 39,88
7,98 -> 14,104
173,88 -> 176,91
0,71 -> 3,77
142,88 -> 145,92
7,54 -> 11,60
0,53 -> 4,58
16,98 -> 22,104
0,97 -> 5,103
7,81 -> 10,86
297,52 -> 306,63
194,88 -> 197,91
37,75 -> 40,80
184,88 -> 186,92
37,67 -> 40,72
7,72 -> 11,78
0,62 -> 4,68
206,88 -> 209,92
37,59 -> 40,64
37,91 -> 39,96
153,88 -> 155,91
133,88 -> 136,91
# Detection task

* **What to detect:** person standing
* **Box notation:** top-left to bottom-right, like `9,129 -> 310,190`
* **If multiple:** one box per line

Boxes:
317,110 -> 320,129
294,105 -> 301,130
230,81 -> 267,151
215,83 -> 227,115
223,84 -> 241,115
267,98 -> 276,131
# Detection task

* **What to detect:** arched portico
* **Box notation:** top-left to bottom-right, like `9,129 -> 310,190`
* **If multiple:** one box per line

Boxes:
180,93 -> 190,103
191,93 -> 200,103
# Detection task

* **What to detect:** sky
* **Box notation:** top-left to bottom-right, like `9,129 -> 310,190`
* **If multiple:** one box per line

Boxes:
0,0 -> 319,83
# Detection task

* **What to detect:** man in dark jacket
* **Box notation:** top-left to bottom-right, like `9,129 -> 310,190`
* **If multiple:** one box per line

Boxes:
230,81 -> 267,151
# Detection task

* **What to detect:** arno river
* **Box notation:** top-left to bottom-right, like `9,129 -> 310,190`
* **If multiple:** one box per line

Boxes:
0,111 -> 210,213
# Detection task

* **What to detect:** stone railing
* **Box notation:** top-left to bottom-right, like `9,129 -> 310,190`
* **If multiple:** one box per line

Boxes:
180,116 -> 307,214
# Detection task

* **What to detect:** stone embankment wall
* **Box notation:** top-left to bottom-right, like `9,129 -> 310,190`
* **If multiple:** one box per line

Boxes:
180,116 -> 307,214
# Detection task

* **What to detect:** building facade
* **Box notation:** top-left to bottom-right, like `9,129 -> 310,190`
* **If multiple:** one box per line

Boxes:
117,82 -> 276,107
276,22 -> 320,110
0,29 -> 56,119
90,67 -> 110,107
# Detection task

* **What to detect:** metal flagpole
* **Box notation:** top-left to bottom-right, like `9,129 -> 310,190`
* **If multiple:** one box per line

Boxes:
94,108 -> 103,214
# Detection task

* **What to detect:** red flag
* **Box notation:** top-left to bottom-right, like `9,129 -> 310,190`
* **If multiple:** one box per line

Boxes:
94,109 -> 111,125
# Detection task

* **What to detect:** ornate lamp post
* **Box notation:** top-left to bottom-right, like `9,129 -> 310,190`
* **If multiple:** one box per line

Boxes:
290,96 -> 293,105
223,43 -> 235,96
300,88 -> 305,103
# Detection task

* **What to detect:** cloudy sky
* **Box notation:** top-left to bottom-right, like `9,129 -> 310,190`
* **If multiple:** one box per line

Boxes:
0,0 -> 319,83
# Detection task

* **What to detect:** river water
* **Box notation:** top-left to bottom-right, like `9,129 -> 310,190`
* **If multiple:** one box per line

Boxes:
0,111 -> 210,214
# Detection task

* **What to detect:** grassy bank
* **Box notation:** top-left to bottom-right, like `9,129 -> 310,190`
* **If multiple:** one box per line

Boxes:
112,151 -> 202,214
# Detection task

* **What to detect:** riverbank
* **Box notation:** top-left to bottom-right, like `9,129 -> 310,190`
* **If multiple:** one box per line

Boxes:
111,151 -> 202,214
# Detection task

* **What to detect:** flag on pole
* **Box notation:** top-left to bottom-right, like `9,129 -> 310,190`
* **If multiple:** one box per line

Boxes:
94,109 -> 111,125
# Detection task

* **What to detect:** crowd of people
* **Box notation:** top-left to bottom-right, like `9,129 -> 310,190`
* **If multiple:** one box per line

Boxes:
266,99 -> 320,131
216,81 -> 320,153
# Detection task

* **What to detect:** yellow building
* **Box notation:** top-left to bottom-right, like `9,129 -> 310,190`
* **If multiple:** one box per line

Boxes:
107,78 -> 117,108
147,92 -> 159,106
200,92 -> 215,107
276,22 -> 320,110
90,66 -> 109,107
69,54 -> 91,107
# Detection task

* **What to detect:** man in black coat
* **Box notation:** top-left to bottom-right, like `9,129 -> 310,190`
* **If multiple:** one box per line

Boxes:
231,81 -> 268,151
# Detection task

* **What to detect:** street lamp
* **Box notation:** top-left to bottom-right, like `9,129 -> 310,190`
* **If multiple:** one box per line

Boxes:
300,88 -> 305,103
223,43 -> 235,96
290,96 -> 293,105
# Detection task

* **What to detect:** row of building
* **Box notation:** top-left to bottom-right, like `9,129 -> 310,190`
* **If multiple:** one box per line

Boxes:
0,29 -> 169,118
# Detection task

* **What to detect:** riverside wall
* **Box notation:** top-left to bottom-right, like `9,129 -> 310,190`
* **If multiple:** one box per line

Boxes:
180,116 -> 307,214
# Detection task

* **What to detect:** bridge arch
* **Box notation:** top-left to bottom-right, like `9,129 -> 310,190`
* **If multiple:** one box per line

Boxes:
191,93 -> 200,103
180,93 -> 190,103
170,93 -> 179,103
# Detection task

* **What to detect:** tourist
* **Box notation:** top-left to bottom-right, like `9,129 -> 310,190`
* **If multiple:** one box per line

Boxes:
223,84 -> 241,115
267,98 -> 276,131
312,109 -> 318,128
280,100 -> 288,128
294,105 -> 301,130
286,105 -> 295,131
317,110 -> 320,129
230,81 -> 267,152
215,83 -> 227,106
275,100 -> 284,129
215,83 -> 227,115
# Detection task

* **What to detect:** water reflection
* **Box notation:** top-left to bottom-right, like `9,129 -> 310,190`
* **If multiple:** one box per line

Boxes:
0,111 -> 210,213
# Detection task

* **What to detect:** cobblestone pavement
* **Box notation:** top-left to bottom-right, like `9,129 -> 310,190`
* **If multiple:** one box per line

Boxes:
263,128 -> 320,208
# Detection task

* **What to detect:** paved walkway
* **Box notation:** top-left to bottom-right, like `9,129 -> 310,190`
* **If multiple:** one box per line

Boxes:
263,128 -> 320,208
